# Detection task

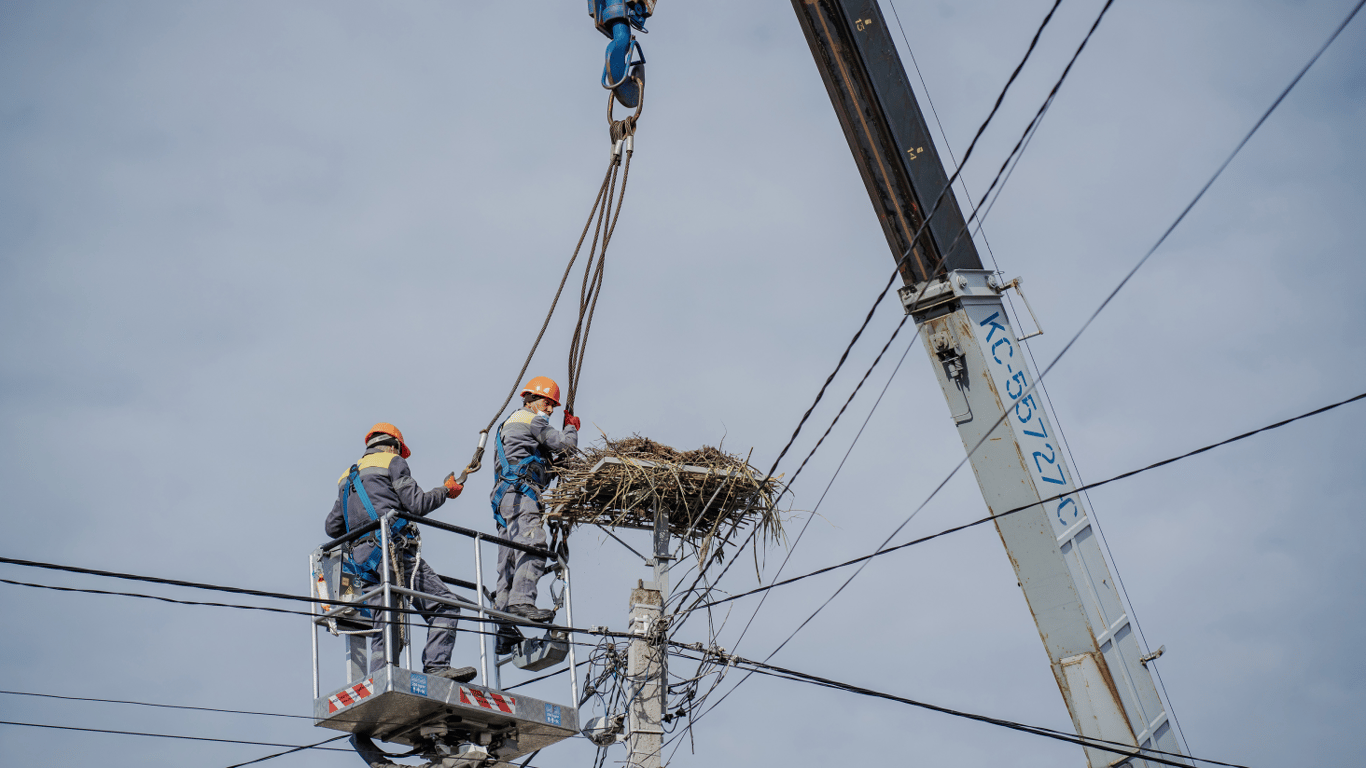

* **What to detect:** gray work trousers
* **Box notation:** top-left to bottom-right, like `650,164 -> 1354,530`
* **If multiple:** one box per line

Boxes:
357,544 -> 461,672
493,492 -> 548,610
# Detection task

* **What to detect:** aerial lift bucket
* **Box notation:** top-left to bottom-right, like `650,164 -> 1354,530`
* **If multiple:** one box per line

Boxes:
310,512 -> 581,765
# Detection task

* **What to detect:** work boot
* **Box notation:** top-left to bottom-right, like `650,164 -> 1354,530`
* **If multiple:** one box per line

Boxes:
496,624 -> 525,656
508,603 -> 556,623
425,666 -> 478,683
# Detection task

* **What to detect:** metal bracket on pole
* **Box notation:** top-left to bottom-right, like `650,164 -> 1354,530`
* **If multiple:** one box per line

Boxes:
988,274 -> 1045,340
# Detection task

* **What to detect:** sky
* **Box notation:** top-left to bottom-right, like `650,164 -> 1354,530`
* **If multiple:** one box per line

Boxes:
1,0 -> 1364,766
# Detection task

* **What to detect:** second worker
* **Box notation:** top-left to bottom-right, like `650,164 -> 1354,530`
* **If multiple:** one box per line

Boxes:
490,376 -> 580,640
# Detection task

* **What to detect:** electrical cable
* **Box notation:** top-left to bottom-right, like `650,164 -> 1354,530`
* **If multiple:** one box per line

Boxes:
660,332 -> 923,765
664,11 -> 1124,730
663,327 -> 920,749
0,687 -> 525,735
0,577 -> 618,669
223,735 -> 351,768
665,646 -> 1252,768
663,7 -> 1112,745
504,658 -> 589,691
889,0 -> 1006,272
757,0 -> 1064,486
666,0 -> 1080,622
1012,309 -> 1195,756
679,384 -> 1365,740
692,0 -> 1361,704
691,388 -> 1366,610
885,3 -> 1175,749
0,557 -> 629,641
785,316 -> 913,491
0,719 -> 353,752
0,688 -> 319,723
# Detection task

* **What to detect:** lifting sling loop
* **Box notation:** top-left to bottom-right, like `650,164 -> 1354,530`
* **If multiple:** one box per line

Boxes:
490,423 -> 548,531
339,464 -> 411,584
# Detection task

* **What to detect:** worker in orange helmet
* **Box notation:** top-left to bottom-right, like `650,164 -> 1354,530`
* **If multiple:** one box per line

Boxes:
490,377 -> 580,650
325,423 -> 477,682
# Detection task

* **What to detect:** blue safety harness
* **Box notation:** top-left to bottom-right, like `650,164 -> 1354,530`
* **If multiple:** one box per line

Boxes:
489,423 -> 548,530
339,464 -> 412,585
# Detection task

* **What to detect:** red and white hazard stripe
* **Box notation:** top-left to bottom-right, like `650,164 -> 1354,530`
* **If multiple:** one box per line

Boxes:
458,686 -> 516,714
327,678 -> 376,713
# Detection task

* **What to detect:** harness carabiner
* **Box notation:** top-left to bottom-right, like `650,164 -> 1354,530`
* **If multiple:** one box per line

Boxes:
455,429 -> 489,486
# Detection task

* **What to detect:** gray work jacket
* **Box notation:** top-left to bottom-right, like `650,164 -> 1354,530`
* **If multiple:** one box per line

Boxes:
325,447 -> 448,540
490,407 -> 579,496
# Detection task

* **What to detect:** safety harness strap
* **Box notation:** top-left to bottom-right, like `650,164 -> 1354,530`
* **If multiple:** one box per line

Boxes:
490,423 -> 547,529
339,464 -> 409,583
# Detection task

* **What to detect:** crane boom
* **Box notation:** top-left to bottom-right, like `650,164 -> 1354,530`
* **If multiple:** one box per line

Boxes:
790,2 -> 1189,765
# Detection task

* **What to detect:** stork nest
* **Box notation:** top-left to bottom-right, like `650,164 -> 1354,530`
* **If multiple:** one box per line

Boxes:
544,435 -> 783,565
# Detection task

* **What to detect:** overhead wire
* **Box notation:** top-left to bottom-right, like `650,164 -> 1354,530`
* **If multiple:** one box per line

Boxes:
677,0 -> 1365,737
662,5 -> 1108,747
672,0 -> 1120,693
886,0 -> 1190,752
17,3 -> 1362,763
660,332 -> 924,767
0,555 -> 630,642
666,0 -> 1072,626
0,688 -> 319,723
692,389 -> 1366,611
0,719 -> 353,752
224,735 -> 351,768
0,686 -> 529,734
757,0 -> 1064,485
665,645 -> 1253,768
722,0 -> 1358,665
224,732 -> 352,765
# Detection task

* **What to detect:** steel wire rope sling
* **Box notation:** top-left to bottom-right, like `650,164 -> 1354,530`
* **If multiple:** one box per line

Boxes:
451,81 -> 645,496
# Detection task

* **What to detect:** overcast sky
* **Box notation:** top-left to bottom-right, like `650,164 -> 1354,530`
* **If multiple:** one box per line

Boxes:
1,1 -> 1363,766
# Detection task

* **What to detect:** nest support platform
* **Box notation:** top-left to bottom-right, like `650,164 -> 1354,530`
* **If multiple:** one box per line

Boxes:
543,437 -> 783,562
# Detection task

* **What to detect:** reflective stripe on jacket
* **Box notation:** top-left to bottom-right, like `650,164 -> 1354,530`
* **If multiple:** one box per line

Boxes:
489,408 -> 579,498
324,447 -> 449,539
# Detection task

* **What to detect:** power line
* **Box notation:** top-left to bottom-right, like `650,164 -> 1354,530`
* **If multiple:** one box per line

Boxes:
704,0 -> 1360,689
0,719 -> 354,752
681,0 -> 1123,710
668,0 -> 1084,621
665,646 -> 1252,768
661,331 -> 923,767
505,658 -> 589,691
225,735 -> 350,768
0,687 -> 470,732
663,329 -> 923,763
0,688 -> 316,722
759,0 -> 1064,485
889,10 -> 1195,755
693,388 -> 1366,611
0,558 -> 628,641
663,5 -> 1111,745
0,577 -> 615,663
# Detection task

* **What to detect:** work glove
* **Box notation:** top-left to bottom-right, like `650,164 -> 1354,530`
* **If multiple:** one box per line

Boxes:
443,473 -> 464,499
563,413 -> 581,430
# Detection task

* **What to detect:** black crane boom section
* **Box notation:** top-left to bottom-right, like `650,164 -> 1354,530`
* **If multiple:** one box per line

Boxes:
791,0 -> 983,285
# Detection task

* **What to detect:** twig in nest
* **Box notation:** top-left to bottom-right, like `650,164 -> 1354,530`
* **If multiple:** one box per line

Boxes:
543,434 -> 783,567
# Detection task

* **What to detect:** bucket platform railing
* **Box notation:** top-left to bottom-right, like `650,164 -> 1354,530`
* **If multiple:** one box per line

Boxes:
309,511 -> 579,763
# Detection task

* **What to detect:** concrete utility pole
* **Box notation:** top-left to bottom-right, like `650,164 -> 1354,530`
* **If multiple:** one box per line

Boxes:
626,505 -> 670,768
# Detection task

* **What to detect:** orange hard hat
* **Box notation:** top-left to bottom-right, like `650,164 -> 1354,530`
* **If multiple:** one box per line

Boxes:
365,422 -> 411,459
520,376 -> 561,406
